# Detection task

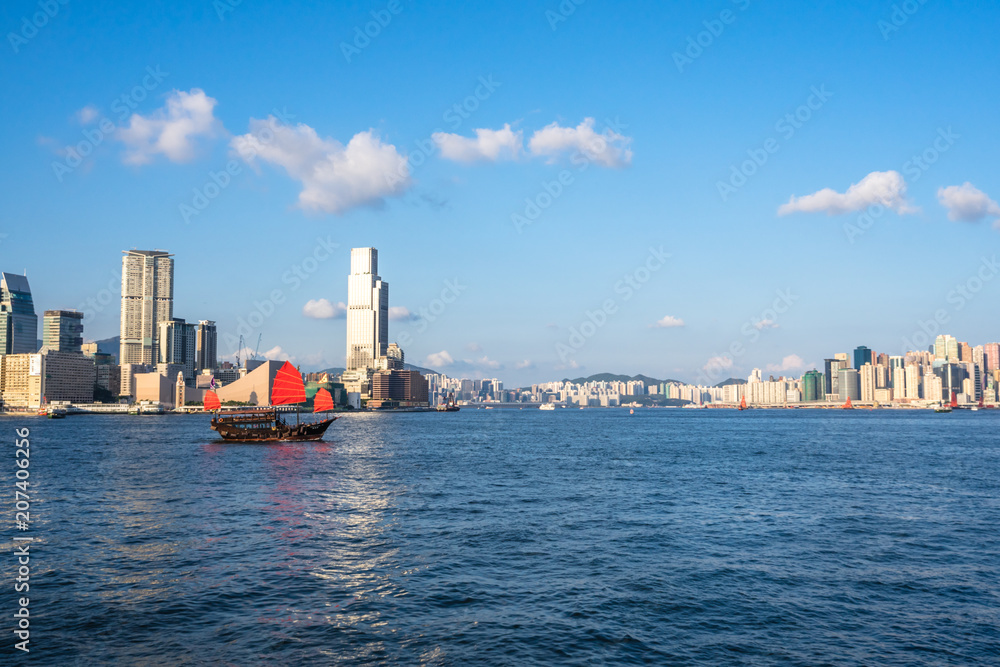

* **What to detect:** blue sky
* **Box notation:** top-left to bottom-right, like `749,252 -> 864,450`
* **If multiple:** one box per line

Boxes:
2,0 -> 999,385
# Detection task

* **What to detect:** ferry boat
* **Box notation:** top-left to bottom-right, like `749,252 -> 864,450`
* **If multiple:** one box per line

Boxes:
46,406 -> 67,419
539,403 -> 556,411
206,362 -> 337,442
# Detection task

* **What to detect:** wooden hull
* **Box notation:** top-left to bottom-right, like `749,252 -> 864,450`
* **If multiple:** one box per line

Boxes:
211,416 -> 337,442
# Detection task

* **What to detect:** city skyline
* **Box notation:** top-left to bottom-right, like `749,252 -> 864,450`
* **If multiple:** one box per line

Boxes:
3,1 -> 999,386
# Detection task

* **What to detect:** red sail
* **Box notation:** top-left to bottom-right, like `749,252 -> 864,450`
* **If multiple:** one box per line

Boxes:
843,396 -> 853,409
950,392 -> 958,408
204,390 -> 221,411
313,388 -> 334,413
271,360 -> 306,405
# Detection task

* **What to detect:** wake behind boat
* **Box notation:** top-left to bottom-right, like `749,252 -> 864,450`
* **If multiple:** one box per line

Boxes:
205,361 -> 338,442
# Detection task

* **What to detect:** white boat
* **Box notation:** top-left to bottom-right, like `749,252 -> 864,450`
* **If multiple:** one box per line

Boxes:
539,404 -> 555,411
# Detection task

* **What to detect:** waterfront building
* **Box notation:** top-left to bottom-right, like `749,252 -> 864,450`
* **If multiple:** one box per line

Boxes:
824,358 -> 843,395
119,363 -> 153,399
0,351 -> 94,408
369,369 -> 429,408
923,372 -> 943,402
120,250 -> 174,366
935,363 -> 967,402
860,364 -> 877,402
39,351 -> 95,403
905,365 -> 921,399
346,247 -> 388,371
195,320 -> 217,373
837,367 -> 860,401
892,366 -> 907,400
0,273 -> 38,354
801,370 -> 825,402
42,310 -> 84,353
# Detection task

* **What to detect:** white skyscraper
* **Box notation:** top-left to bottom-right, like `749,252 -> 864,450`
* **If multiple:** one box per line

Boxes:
120,250 -> 174,365
346,248 -> 388,371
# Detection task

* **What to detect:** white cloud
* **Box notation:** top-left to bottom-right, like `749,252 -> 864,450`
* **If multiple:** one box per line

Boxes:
514,359 -> 535,370
937,182 -> 1000,226
263,345 -> 293,361
302,298 -> 346,319
117,89 -> 221,165
388,306 -> 417,321
765,354 -> 806,373
432,124 -> 522,163
473,355 -> 501,370
425,350 -> 454,368
703,356 -> 733,372
232,117 -> 410,214
754,319 -> 779,330
555,359 -> 582,371
465,342 -> 484,352
528,118 -> 632,168
777,170 -> 916,216
651,315 -> 685,329
76,105 -> 99,124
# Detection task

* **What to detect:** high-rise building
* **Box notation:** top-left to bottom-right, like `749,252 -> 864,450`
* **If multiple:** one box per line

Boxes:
934,335 -> 959,363
42,310 -> 84,353
958,342 -> 973,363
985,343 -> 1000,372
905,365 -> 921,399
934,363 -> 967,401
346,247 -> 388,371
860,363 -> 877,402
838,367 -> 860,401
853,346 -> 872,370
0,272 -> 38,354
158,318 -> 197,379
801,370 -> 825,402
823,359 -> 842,395
195,320 -> 217,372
120,250 -> 174,365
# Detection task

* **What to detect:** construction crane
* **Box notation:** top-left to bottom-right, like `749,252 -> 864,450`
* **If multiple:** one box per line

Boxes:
250,333 -> 262,362
236,334 -> 244,368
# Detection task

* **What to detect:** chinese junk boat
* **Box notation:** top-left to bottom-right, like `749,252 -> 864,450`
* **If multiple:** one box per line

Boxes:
208,361 -> 337,442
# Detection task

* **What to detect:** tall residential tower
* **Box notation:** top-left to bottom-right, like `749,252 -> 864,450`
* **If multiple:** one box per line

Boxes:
120,250 -> 174,365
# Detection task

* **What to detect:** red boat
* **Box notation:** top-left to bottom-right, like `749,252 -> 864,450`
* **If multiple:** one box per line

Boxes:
207,361 -> 337,442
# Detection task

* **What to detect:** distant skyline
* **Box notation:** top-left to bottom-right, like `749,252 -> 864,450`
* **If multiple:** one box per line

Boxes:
3,1 -> 999,386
